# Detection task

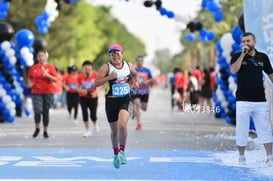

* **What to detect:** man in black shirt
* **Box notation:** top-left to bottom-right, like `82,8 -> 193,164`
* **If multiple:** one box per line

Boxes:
230,32 -> 273,166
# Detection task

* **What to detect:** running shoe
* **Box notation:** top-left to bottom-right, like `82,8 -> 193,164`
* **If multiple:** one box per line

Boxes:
113,154 -> 121,169
238,156 -> 246,165
248,130 -> 257,138
119,151 -> 127,164
43,131 -> 49,139
93,123 -> 100,133
74,119 -> 79,124
83,130 -> 91,137
32,128 -> 40,138
265,158 -> 273,167
136,123 -> 142,130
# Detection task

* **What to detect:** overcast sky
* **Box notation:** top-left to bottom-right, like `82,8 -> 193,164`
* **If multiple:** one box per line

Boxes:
88,0 -> 201,62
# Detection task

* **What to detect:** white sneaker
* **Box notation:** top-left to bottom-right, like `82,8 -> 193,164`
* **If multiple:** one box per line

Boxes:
265,158 -> 273,167
74,119 -> 79,124
93,124 -> 100,133
238,156 -> 246,165
83,130 -> 91,137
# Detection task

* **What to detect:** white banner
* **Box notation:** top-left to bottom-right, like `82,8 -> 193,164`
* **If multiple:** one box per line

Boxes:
243,0 -> 273,123
244,0 -> 273,61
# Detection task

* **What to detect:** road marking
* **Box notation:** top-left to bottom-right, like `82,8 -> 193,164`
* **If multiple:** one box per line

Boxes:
14,156 -> 142,167
150,157 -> 216,163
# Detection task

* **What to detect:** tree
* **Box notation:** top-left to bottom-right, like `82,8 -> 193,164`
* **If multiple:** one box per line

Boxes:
164,0 -> 243,72
2,0 -> 146,70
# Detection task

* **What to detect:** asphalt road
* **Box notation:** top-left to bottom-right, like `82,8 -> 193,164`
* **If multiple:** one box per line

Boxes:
0,87 -> 237,151
1,88 -> 273,181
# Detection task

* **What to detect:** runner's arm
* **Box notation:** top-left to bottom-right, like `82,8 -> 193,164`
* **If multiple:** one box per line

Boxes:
94,64 -> 117,87
129,63 -> 139,89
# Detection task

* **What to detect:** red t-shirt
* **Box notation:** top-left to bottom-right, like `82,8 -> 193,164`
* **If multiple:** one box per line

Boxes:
77,72 -> 98,97
54,72 -> 63,95
192,69 -> 203,89
210,72 -> 216,91
174,72 -> 184,89
29,63 -> 57,94
63,73 -> 79,93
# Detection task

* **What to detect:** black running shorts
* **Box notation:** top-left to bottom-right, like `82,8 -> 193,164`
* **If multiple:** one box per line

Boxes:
105,95 -> 134,122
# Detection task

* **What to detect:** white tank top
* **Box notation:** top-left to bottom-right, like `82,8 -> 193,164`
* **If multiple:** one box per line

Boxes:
105,61 -> 132,97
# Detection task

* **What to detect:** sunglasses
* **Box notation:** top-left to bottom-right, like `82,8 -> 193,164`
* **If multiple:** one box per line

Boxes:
109,50 -> 122,56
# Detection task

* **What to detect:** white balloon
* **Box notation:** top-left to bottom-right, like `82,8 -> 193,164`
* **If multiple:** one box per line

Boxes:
228,76 -> 234,84
0,89 -> 6,97
6,48 -> 15,57
46,0 -> 57,7
222,100 -> 228,108
220,33 -> 234,52
20,47 -> 30,56
9,56 -> 17,65
26,58 -> 34,66
48,11 -> 59,22
229,83 -> 237,92
26,97 -> 33,110
7,102 -> 16,109
1,41 -> 10,50
2,95 -> 11,103
10,109 -> 16,117
222,52 -> 231,64
45,0 -> 58,16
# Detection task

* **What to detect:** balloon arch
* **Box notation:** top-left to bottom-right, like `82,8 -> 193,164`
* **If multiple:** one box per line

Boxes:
0,0 -> 244,126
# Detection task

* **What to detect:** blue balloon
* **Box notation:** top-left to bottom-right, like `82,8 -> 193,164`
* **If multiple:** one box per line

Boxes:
35,16 -> 44,27
3,82 -> 11,91
0,102 -> 4,110
231,24 -> 243,44
214,10 -> 224,22
0,11 -> 7,19
38,26 -> 48,34
0,2 -> 10,12
201,0 -> 208,8
15,29 -> 35,48
0,76 -> 5,84
199,28 -> 207,37
199,34 -> 207,42
159,7 -> 167,16
186,33 -> 196,42
207,0 -> 222,12
231,103 -> 236,111
232,42 -> 241,53
0,49 -> 5,58
225,116 -> 232,124
220,108 -> 226,118
69,0 -> 78,3
207,31 -> 215,41
215,100 -> 221,107
166,11 -> 175,18
2,107 -> 9,117
41,11 -> 50,20
216,39 -> 223,53
6,115 -> 14,123
227,95 -> 236,104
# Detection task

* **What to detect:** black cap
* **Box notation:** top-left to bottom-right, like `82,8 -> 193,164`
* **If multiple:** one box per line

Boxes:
71,65 -> 78,71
